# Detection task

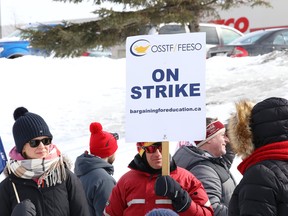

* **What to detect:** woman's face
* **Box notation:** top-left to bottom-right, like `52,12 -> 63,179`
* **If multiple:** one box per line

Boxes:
22,136 -> 51,159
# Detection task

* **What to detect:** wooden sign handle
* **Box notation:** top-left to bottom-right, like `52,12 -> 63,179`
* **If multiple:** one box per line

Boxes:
162,141 -> 170,176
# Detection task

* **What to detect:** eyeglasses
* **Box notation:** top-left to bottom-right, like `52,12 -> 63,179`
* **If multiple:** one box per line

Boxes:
28,138 -> 52,148
141,142 -> 162,154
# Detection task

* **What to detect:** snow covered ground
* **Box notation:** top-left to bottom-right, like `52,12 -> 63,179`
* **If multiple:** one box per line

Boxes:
1,51 -> 288,182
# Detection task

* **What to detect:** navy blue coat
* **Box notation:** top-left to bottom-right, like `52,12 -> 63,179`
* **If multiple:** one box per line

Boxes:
74,152 -> 116,216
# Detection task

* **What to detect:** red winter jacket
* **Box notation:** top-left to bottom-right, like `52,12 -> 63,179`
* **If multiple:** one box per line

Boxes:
104,158 -> 213,216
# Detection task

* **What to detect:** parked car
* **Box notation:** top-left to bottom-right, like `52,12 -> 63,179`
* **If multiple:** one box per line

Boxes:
82,46 -> 112,58
207,28 -> 288,58
0,23 -> 60,59
80,22 -> 244,59
148,23 -> 244,53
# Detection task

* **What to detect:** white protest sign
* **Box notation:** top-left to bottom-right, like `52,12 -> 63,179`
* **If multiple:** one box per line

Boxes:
125,32 -> 206,142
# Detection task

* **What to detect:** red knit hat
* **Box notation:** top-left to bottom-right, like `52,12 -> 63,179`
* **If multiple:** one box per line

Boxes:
89,122 -> 118,158
195,120 -> 225,147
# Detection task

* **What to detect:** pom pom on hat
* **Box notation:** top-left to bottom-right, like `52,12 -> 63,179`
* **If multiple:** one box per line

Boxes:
89,122 -> 118,158
195,120 -> 225,147
14,107 -> 29,120
12,107 -> 53,153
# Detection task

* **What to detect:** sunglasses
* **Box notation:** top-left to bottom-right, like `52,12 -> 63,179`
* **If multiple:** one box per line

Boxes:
105,133 -> 119,147
142,142 -> 162,154
110,133 -> 119,140
28,138 -> 52,148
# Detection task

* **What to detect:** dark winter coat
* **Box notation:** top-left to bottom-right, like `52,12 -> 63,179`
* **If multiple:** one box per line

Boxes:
0,166 -> 90,216
229,158 -> 288,216
173,146 -> 236,216
228,97 -> 288,216
74,152 -> 116,216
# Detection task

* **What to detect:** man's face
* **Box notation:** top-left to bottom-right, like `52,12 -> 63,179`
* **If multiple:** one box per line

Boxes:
108,153 -> 116,164
206,131 -> 228,157
144,143 -> 163,169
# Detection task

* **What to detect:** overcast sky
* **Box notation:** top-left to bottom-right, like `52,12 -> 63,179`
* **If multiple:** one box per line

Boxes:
0,0 -> 121,26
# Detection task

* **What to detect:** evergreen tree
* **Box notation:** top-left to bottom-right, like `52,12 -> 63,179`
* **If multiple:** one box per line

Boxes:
21,0 -> 270,58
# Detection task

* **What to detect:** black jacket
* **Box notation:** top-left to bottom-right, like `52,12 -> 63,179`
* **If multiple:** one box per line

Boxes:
229,159 -> 288,216
228,97 -> 288,216
0,167 -> 90,216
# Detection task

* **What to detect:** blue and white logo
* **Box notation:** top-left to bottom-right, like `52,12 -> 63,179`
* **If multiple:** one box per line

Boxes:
130,39 -> 150,57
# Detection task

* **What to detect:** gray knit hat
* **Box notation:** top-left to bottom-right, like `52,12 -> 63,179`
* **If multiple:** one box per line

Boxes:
12,107 -> 53,153
146,208 -> 178,216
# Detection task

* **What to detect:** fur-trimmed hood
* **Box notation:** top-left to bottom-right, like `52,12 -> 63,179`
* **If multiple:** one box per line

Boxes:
228,97 -> 288,159
228,99 -> 255,159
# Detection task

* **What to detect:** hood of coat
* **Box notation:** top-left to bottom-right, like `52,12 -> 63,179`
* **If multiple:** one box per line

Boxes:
173,146 -> 209,169
74,152 -> 114,176
228,97 -> 288,159
228,99 -> 255,159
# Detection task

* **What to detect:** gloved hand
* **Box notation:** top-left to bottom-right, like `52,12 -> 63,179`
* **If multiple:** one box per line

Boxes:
155,175 -> 192,212
11,199 -> 36,216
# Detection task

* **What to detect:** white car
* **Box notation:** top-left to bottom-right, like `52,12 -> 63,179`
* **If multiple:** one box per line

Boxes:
148,23 -> 244,55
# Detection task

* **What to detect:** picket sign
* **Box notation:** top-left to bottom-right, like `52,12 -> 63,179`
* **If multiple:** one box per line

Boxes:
0,136 -> 7,175
125,33 -> 207,176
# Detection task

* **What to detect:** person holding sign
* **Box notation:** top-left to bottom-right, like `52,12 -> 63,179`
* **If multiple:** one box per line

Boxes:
104,142 -> 213,216
0,107 -> 89,216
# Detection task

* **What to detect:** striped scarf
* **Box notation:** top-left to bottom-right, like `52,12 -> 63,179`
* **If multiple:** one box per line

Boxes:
8,144 -> 66,187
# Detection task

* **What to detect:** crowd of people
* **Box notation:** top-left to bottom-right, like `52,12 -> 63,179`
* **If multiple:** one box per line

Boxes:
1,96 -> 288,215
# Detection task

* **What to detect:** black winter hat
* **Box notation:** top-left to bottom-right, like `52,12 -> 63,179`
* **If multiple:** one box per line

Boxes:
251,97 -> 288,149
228,97 -> 288,159
12,107 -> 53,153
